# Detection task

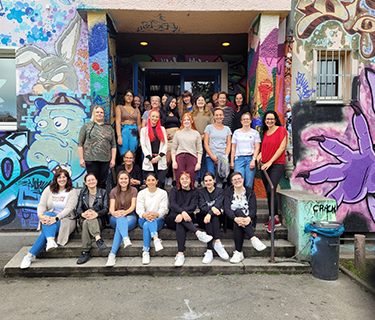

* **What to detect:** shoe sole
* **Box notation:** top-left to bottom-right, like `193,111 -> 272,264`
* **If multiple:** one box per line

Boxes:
77,256 -> 91,265
106,262 -> 115,267
230,260 -> 243,264
46,245 -> 58,252
124,243 -> 132,249
155,246 -> 163,252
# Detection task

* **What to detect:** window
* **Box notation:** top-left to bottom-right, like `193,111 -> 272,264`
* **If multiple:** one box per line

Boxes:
312,49 -> 356,104
0,48 -> 17,129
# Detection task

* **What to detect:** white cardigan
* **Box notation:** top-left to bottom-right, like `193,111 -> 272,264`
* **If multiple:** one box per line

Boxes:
140,126 -> 168,171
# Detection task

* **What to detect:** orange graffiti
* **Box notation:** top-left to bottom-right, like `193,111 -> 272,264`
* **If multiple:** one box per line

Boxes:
78,49 -> 89,59
258,78 -> 273,112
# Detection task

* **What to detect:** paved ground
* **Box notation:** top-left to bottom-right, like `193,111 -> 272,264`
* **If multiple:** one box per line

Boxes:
1,252 -> 375,320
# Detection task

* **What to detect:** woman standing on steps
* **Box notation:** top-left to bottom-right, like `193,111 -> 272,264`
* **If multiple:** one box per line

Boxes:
115,90 -> 141,156
224,172 -> 266,264
197,172 -> 229,264
165,171 -> 213,267
256,110 -> 287,233
76,173 -> 109,265
106,171 -> 138,267
20,169 -> 78,269
136,173 -> 169,265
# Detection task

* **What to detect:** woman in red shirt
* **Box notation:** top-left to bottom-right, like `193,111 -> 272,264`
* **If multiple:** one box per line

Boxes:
257,111 -> 287,233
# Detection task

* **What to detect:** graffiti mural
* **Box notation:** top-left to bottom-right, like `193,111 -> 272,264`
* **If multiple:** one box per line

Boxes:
294,67 -> 375,231
16,13 -> 82,94
295,72 -> 315,105
137,13 -> 182,33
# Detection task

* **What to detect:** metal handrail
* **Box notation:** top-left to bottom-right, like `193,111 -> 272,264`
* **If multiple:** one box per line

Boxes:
260,161 -> 275,263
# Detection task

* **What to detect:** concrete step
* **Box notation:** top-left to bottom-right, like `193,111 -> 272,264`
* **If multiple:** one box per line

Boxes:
33,239 -> 295,259
4,247 -> 310,277
69,223 -> 288,241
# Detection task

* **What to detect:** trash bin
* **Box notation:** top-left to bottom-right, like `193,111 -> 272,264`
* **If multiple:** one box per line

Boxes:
304,221 -> 345,280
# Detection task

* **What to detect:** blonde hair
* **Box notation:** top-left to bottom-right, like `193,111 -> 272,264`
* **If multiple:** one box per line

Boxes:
91,105 -> 105,123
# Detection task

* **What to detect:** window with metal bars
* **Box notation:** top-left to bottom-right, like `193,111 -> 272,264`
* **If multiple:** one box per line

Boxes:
312,49 -> 355,104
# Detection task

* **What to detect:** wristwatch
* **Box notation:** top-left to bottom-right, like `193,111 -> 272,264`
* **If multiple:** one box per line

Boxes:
55,217 -> 59,222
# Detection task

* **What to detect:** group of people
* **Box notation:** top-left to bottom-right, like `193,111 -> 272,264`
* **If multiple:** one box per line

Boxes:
20,89 -> 288,269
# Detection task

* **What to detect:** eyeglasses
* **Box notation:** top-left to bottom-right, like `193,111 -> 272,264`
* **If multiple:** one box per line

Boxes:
125,94 -> 133,97
266,118 -> 275,121
124,157 -> 134,160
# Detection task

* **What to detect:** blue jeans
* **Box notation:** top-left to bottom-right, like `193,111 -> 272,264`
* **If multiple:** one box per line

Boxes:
29,212 -> 61,257
138,217 -> 165,252
234,156 -> 256,188
196,141 -> 207,181
206,156 -> 226,187
118,124 -> 139,156
109,212 -> 137,255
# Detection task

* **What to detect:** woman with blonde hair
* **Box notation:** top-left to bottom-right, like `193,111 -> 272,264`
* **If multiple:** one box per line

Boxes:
78,105 -> 116,189
171,113 -> 202,183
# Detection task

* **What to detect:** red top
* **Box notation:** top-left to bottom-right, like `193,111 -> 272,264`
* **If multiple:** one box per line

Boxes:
261,126 -> 287,164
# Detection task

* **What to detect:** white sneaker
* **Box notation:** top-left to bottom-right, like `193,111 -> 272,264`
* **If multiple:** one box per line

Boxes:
202,250 -> 213,264
46,239 -> 58,252
166,177 -> 173,186
174,254 -> 185,267
123,237 -> 132,249
194,180 -> 199,188
251,237 -> 267,251
214,242 -> 229,260
154,238 -> 163,252
230,250 -> 244,264
106,253 -> 116,267
142,251 -> 150,265
197,231 -> 213,243
20,255 -> 34,269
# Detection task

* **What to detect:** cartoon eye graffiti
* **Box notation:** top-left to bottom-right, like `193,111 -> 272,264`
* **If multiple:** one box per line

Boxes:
37,120 -> 48,129
39,76 -> 46,82
53,117 -> 68,131
51,73 -> 65,83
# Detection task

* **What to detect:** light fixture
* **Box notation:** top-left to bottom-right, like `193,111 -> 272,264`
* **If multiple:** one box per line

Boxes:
140,41 -> 148,46
222,42 -> 230,47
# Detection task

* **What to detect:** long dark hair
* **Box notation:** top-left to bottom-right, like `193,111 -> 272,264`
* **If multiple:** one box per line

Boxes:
49,169 -> 74,193
115,171 -> 132,211
161,96 -> 179,126
234,92 -> 246,111
261,110 -> 282,134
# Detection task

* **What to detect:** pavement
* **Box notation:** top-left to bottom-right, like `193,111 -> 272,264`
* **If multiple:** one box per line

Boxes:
1,251 -> 375,320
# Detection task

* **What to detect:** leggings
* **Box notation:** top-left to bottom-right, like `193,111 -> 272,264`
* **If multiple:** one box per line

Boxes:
232,209 -> 255,252
260,164 -> 285,216
196,213 -> 220,250
174,153 -> 197,184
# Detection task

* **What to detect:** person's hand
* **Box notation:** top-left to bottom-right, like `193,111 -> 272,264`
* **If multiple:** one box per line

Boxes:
151,156 -> 160,164
110,158 -> 116,168
172,161 -> 178,170
243,216 -> 251,226
86,210 -> 98,220
79,159 -> 86,168
256,154 -> 262,162
204,214 -> 211,224
261,161 -> 272,171
249,159 -> 256,170
111,210 -> 120,219
195,162 -> 201,171
117,136 -> 123,146
230,161 -> 234,169
212,156 -> 218,164
175,214 -> 183,223
212,207 -> 221,216
181,211 -> 191,222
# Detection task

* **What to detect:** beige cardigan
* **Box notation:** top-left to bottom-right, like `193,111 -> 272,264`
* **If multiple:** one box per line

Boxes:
37,187 -> 78,246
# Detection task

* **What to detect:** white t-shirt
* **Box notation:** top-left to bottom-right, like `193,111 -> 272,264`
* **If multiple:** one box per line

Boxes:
51,190 -> 69,215
204,124 -> 231,157
231,128 -> 261,158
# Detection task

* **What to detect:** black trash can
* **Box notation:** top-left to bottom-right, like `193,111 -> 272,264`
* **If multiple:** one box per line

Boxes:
304,221 -> 344,281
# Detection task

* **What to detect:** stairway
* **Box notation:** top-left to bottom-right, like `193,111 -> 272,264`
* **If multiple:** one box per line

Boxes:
3,199 -> 310,277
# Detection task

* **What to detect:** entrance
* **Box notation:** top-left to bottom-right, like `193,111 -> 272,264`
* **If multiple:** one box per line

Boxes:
133,62 -> 228,102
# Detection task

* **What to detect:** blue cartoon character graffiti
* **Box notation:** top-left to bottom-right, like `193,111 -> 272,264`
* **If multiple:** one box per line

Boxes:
26,93 -> 88,181
0,132 -> 52,228
296,68 -> 375,224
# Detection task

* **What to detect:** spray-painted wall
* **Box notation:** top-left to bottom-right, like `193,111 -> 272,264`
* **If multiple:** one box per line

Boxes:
290,0 -> 375,232
0,1 -> 94,229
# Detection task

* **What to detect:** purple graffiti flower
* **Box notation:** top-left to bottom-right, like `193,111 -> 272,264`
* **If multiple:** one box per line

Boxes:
297,68 -> 375,222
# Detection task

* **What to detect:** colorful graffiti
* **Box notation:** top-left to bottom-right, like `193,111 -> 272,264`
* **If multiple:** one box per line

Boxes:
296,0 -> 375,59
295,67 -> 375,230
137,13 -> 181,33
295,72 -> 315,105
16,13 -> 82,94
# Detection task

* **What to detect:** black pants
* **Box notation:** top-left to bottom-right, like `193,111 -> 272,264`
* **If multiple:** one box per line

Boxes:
166,212 -> 197,252
260,164 -> 285,217
144,163 -> 166,189
196,213 -> 220,250
85,161 -> 110,190
232,209 -> 255,252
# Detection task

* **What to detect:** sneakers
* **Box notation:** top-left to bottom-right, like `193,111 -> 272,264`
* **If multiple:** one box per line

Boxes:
251,237 -> 267,251
106,253 -> 116,267
123,237 -> 132,249
197,231 -> 213,243
77,251 -> 91,264
214,242 -> 229,260
174,254 -> 185,267
142,251 -> 150,265
154,238 -> 163,252
96,238 -> 107,251
267,223 -> 275,233
20,255 -> 34,269
264,218 -> 281,228
194,180 -> 199,188
202,250 -> 213,264
166,177 -> 173,186
46,239 -> 58,252
230,250 -> 244,264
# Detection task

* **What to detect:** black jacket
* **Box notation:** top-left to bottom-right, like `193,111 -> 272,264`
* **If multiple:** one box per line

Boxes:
198,187 -> 224,216
223,186 -> 257,228
76,187 -> 109,226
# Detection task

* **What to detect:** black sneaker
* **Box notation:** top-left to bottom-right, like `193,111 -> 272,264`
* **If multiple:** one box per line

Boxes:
96,238 -> 107,251
198,178 -> 202,188
77,251 -> 91,264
